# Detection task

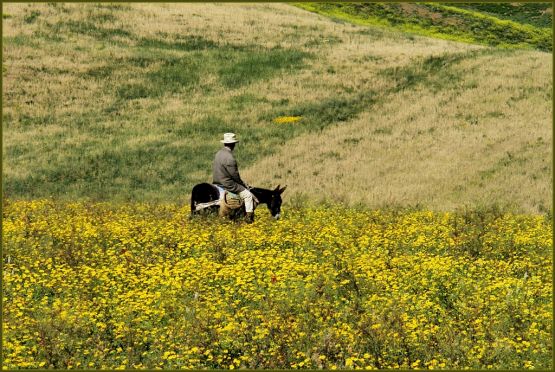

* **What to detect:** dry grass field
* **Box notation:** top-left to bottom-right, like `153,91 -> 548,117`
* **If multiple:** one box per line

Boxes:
2,3 -> 552,212
245,49 -> 552,212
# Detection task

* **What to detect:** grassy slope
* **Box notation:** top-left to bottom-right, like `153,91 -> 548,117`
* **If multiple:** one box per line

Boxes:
293,3 -> 552,51
245,48 -> 552,213
3,3 -> 321,202
2,3 -> 552,213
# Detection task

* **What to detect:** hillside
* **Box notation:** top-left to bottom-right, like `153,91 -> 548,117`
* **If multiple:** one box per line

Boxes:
294,2 -> 552,51
456,2 -> 552,28
2,3 -> 552,213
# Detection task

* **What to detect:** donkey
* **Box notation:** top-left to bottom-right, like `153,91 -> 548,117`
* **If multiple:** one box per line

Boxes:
190,183 -> 286,221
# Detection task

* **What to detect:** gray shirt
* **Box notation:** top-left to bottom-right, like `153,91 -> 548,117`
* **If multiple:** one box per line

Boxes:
212,147 -> 247,193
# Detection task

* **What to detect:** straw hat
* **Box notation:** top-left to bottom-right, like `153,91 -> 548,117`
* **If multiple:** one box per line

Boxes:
220,133 -> 239,144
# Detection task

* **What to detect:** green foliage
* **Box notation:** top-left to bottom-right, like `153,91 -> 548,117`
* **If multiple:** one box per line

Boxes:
378,49 -> 487,94
93,3 -> 130,12
4,138 -> 212,202
373,127 -> 392,135
3,34 -> 37,47
84,65 -> 116,79
106,41 -> 310,99
85,10 -> 117,24
3,8 -> 315,201
261,49 -> 476,133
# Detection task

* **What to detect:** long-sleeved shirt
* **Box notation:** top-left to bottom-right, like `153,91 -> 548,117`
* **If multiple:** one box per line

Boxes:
212,147 -> 247,194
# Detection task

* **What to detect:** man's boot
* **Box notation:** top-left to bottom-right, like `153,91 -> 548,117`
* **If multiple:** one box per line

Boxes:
245,212 -> 254,224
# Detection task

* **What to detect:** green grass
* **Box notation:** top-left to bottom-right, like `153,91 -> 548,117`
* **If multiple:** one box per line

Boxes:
137,34 -> 220,51
23,10 -> 40,24
455,2 -> 552,29
219,48 -> 310,88
55,20 -> 134,40
94,39 -> 310,99
2,6 -> 316,202
293,2 -> 552,52
0,31 -> 540,203
3,17 -> 313,200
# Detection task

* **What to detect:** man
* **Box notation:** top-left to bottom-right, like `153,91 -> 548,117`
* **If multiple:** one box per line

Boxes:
213,133 -> 255,223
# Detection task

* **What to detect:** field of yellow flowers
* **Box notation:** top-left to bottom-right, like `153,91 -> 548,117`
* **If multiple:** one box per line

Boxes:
2,199 -> 552,369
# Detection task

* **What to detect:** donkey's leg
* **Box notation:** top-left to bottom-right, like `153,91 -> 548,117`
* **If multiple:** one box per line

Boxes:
190,189 -> 205,218
190,192 -> 198,219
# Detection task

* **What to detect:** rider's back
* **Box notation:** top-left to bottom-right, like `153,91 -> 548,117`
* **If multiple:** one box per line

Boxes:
213,147 -> 246,194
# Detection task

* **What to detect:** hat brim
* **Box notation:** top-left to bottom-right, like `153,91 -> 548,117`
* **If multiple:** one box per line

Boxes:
221,140 -> 239,144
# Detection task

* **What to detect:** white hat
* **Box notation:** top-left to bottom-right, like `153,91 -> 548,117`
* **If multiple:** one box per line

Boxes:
221,133 -> 239,144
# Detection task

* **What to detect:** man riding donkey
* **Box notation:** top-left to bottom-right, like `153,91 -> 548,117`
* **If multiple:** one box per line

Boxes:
212,133 -> 257,223
190,133 -> 285,221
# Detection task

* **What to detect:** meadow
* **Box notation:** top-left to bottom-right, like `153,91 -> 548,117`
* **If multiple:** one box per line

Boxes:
295,2 -> 552,51
2,3 -> 552,212
2,3 -> 553,370
3,199 -> 552,369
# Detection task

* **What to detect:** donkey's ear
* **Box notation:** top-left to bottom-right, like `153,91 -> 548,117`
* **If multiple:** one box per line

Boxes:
274,184 -> 281,192
278,185 -> 287,194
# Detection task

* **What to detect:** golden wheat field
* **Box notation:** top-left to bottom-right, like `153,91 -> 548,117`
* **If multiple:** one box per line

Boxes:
2,199 -> 552,369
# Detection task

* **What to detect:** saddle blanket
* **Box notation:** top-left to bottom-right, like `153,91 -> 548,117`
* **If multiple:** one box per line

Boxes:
214,185 -> 242,203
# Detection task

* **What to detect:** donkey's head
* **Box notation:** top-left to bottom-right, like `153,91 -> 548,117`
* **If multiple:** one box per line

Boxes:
268,185 -> 287,220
